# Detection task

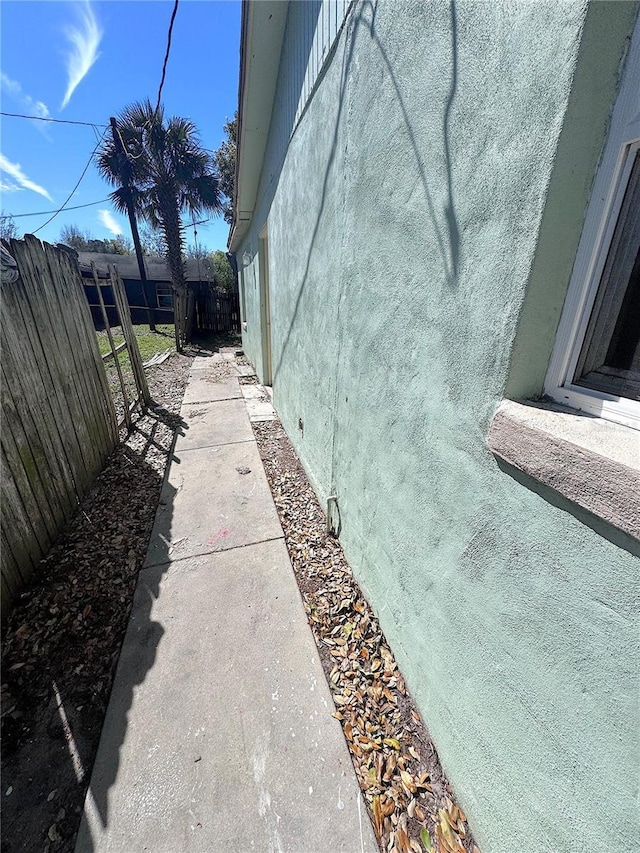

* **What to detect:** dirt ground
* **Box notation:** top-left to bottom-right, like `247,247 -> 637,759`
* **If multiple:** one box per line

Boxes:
1,350 -> 194,853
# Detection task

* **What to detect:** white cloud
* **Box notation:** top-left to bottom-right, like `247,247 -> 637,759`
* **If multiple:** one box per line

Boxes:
0,154 -> 53,201
61,2 -> 102,109
1,73 -> 21,99
33,101 -> 51,120
98,210 -> 123,236
1,73 -> 52,134
0,179 -> 23,193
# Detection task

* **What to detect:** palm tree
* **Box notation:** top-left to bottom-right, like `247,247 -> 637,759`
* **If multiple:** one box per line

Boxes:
96,99 -> 222,346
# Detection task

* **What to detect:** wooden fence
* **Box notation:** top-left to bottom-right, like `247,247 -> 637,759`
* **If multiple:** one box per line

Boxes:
194,287 -> 241,333
1,236 -> 119,618
90,262 -> 151,430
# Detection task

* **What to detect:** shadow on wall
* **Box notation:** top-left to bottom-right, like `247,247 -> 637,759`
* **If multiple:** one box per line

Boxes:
272,0 -> 460,387
496,457 -> 640,559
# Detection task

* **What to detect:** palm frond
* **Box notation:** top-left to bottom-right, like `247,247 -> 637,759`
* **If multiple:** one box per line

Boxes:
95,99 -> 222,272
179,174 -> 222,217
108,187 -> 131,215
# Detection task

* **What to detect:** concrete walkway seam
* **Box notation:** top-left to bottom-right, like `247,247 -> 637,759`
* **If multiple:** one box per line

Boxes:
137,534 -> 287,574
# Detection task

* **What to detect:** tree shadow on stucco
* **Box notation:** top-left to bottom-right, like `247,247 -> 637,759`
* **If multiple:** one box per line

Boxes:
272,0 -> 460,386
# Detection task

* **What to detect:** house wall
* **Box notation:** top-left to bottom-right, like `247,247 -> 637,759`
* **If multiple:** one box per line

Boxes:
237,2 -> 639,851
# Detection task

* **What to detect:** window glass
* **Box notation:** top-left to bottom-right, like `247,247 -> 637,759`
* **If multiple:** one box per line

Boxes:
156,283 -> 173,310
574,150 -> 640,400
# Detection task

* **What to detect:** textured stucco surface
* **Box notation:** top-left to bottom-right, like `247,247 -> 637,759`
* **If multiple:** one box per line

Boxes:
237,2 -> 640,851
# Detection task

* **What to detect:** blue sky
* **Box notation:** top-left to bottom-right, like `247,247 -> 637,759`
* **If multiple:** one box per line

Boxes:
1,0 -> 240,251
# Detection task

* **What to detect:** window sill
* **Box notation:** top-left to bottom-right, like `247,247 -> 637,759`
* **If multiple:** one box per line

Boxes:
487,399 -> 640,540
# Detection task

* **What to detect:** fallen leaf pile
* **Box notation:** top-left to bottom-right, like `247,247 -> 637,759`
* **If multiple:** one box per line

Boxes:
252,418 -> 480,853
1,351 -> 194,853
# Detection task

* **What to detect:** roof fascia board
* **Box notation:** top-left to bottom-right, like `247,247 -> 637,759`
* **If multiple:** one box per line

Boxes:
229,0 -> 289,251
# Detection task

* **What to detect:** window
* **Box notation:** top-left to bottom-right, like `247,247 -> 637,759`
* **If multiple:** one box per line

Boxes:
545,24 -> 640,430
574,146 -> 639,399
156,283 -> 173,310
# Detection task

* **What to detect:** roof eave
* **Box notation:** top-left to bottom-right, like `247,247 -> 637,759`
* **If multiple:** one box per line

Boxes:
228,0 -> 289,252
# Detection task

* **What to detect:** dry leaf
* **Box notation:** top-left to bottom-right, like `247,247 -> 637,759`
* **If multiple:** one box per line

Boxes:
372,795 -> 384,838
397,827 -> 411,853
400,770 -> 416,795
382,798 -> 396,817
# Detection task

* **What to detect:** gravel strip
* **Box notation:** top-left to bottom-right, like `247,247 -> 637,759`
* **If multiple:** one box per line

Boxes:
1,351 -> 193,853
252,417 -> 480,853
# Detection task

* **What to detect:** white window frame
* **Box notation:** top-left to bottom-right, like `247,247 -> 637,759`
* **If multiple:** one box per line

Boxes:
545,22 -> 640,431
156,283 -> 173,310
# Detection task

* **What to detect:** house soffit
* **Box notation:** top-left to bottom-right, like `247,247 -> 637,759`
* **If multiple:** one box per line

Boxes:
230,0 -> 289,251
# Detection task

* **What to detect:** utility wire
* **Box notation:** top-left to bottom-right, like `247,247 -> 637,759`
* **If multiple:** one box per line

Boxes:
186,216 -> 212,228
11,198 -> 110,218
192,212 -> 204,282
1,111 -> 108,128
31,129 -> 108,235
155,0 -> 179,114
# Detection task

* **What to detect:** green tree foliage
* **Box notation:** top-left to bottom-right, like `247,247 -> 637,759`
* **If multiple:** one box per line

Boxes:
212,250 -> 235,291
184,245 -> 236,292
59,223 -> 133,254
140,225 -> 166,257
0,211 -> 18,241
212,112 -> 237,225
96,100 -> 222,299
185,242 -> 209,261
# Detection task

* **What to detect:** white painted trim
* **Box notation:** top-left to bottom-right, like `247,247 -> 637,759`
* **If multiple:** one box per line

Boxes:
545,20 -> 640,430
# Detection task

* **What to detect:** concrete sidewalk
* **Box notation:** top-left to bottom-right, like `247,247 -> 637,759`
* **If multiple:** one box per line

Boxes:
75,351 -> 377,853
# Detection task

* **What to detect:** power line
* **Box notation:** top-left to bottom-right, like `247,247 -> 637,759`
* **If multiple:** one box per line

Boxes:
32,129 -> 109,235
11,198 -> 110,218
186,216 -> 213,228
155,0 -> 179,114
192,212 -> 204,282
1,111 -> 108,129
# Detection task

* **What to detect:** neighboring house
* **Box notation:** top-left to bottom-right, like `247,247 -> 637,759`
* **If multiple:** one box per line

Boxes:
229,2 -> 639,852
77,252 -> 239,334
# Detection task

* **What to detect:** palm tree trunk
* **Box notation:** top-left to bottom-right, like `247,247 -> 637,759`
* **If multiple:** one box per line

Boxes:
159,190 -> 188,350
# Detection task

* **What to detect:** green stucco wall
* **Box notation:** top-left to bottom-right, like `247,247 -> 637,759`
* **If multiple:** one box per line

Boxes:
238,2 -> 639,851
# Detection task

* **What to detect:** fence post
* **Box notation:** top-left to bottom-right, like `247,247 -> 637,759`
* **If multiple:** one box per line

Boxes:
109,265 -> 151,407
92,263 -> 132,431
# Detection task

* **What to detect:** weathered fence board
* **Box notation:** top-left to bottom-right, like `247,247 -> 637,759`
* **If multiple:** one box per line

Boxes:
109,265 -> 150,406
11,240 -> 97,490
1,237 -> 119,618
1,378 -> 58,546
49,245 -> 117,457
195,289 -> 241,333
91,263 -> 151,428
1,299 -> 80,522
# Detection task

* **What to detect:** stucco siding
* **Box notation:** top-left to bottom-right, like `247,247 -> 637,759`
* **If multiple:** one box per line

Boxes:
237,2 -> 639,851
